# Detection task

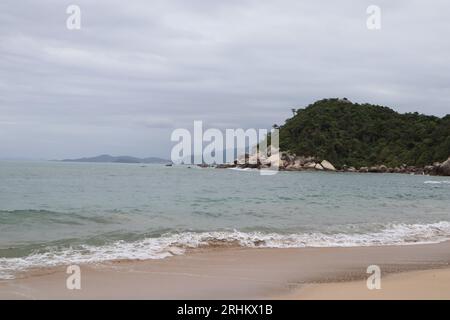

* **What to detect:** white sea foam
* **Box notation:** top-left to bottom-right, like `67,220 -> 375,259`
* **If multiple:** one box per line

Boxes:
228,167 -> 259,172
1,221 -> 450,279
424,180 -> 450,184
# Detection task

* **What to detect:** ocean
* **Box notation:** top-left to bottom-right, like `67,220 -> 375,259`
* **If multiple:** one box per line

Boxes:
0,161 -> 449,279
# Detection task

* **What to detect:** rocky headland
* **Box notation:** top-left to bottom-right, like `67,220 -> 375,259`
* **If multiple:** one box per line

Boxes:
212,98 -> 450,176
213,152 -> 450,176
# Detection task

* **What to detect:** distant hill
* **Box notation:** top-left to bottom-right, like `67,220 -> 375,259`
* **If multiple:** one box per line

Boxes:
278,98 -> 450,168
61,154 -> 171,164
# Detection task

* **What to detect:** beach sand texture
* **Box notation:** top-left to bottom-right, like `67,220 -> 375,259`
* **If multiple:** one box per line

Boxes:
1,242 -> 450,299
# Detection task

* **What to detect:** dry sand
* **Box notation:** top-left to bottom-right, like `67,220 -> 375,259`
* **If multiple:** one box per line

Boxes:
282,268 -> 450,300
1,242 -> 450,299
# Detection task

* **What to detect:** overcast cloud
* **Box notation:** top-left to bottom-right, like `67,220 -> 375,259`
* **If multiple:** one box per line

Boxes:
1,0 -> 449,159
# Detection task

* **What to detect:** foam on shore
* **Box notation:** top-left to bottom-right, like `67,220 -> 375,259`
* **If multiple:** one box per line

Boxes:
1,221 -> 450,279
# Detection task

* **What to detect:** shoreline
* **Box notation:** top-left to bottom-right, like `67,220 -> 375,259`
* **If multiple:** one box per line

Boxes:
212,154 -> 450,177
1,242 -> 450,299
214,163 -> 450,176
2,219 -> 450,283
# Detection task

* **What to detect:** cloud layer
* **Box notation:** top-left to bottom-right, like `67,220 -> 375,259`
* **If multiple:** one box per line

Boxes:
1,0 -> 449,158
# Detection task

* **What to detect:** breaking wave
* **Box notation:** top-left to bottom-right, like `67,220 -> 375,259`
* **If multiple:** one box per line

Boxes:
424,180 -> 450,184
1,221 -> 450,279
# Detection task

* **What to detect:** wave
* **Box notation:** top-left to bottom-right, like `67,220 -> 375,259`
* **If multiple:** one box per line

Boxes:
228,167 -> 259,172
1,221 -> 450,279
424,180 -> 450,184
0,209 -> 121,225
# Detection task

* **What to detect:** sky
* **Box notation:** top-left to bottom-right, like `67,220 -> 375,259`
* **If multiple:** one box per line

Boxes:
1,0 -> 450,159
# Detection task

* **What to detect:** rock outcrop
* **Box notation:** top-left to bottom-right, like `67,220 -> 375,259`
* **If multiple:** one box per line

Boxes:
211,151 -> 450,176
436,157 -> 450,176
304,162 -> 317,169
320,160 -> 336,171
314,163 -> 324,170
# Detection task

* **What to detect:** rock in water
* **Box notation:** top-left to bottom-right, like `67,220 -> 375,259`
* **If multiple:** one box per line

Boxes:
315,163 -> 324,170
369,166 -> 379,173
320,160 -> 336,171
438,157 -> 450,176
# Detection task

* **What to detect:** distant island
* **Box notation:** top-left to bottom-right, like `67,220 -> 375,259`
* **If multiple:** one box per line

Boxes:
61,154 -> 171,164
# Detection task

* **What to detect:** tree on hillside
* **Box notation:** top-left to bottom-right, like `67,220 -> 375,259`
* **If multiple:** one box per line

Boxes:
278,99 -> 450,168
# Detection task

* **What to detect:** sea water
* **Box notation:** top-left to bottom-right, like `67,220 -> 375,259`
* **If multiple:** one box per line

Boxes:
0,161 -> 449,279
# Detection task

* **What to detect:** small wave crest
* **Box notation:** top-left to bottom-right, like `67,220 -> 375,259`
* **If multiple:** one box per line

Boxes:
228,167 -> 259,172
1,221 -> 450,279
424,180 -> 450,184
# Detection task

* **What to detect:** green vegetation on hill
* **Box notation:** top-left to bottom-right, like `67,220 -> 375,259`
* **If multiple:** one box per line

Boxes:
278,98 -> 450,168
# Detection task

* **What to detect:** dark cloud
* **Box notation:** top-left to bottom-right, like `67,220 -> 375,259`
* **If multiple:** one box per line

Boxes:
1,0 -> 449,158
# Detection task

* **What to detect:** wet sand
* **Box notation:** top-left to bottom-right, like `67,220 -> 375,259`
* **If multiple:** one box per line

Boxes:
1,242 -> 450,299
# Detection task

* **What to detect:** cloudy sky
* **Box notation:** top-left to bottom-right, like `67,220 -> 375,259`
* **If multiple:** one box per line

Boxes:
1,0 -> 449,159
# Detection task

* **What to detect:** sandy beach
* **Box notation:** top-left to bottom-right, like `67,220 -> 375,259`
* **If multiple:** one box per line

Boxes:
1,242 -> 450,299
282,268 -> 450,300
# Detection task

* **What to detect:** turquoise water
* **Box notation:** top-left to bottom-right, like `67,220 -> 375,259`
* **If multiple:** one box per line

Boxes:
0,161 -> 450,279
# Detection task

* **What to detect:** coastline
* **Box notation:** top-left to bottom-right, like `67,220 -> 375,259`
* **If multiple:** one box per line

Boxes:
1,242 -> 450,299
214,155 -> 450,176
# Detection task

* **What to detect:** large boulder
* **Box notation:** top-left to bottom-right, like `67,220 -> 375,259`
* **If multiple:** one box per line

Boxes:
304,162 -> 316,169
279,159 -> 288,168
258,154 -> 268,165
424,165 -> 436,175
281,152 -> 295,165
285,159 -> 303,171
248,154 -> 259,164
264,154 -> 281,167
315,163 -> 324,170
294,156 -> 308,165
320,160 -> 336,171
437,157 -> 450,176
